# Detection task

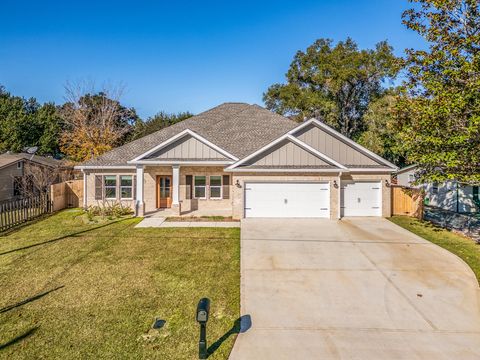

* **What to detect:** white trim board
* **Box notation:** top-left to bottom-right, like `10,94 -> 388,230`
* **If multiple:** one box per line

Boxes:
128,129 -> 239,163
289,118 -> 398,170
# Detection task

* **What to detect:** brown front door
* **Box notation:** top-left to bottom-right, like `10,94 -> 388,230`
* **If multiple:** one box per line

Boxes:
157,176 -> 172,208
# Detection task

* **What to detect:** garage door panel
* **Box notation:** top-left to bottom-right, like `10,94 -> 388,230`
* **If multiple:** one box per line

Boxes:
245,182 -> 330,218
341,181 -> 382,217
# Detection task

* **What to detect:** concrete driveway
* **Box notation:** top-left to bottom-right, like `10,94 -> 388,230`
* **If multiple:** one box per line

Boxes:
229,218 -> 480,360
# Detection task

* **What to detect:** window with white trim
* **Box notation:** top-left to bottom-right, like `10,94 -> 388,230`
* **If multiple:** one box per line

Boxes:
209,176 -> 222,199
104,175 -> 117,199
17,161 -> 22,169
432,182 -> 439,194
194,176 -> 206,199
408,174 -> 414,183
120,175 -> 133,199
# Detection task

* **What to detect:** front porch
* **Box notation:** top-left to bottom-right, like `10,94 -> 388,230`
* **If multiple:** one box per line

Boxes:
135,165 -> 233,217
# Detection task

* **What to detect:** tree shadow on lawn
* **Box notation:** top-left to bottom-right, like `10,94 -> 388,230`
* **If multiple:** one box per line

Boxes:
0,285 -> 65,314
0,327 -> 39,350
0,218 -> 132,257
207,315 -> 251,358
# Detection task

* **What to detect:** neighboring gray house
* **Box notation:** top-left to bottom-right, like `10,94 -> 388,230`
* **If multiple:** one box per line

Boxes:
396,165 -> 479,213
0,153 -> 70,202
76,103 -> 398,219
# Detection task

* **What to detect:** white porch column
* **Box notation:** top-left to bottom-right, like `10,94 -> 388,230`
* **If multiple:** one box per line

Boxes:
136,165 -> 145,216
337,172 -> 342,219
172,165 -> 180,206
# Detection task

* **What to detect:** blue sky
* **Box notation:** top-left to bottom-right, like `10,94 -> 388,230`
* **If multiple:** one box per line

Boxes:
0,0 -> 424,119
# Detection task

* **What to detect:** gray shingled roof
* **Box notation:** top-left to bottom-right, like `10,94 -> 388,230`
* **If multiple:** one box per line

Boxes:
0,153 -> 65,170
81,103 -> 298,166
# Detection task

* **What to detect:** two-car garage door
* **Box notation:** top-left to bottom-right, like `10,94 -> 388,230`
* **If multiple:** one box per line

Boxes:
244,181 -> 382,218
245,182 -> 330,218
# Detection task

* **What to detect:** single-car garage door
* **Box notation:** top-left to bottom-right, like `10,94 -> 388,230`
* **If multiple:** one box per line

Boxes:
341,181 -> 382,217
244,182 -> 330,218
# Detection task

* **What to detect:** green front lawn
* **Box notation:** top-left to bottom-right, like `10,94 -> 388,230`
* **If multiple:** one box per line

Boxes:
0,210 -> 240,359
389,216 -> 480,285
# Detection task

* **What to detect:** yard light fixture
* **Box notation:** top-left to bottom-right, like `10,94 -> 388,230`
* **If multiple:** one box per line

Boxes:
196,298 -> 211,359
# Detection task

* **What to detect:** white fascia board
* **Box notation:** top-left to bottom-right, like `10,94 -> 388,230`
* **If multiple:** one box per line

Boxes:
74,165 -> 136,170
290,118 -> 398,169
228,168 -> 344,173
395,164 -> 418,174
131,160 -> 234,165
129,129 -> 238,162
286,135 -> 348,170
348,168 -> 397,173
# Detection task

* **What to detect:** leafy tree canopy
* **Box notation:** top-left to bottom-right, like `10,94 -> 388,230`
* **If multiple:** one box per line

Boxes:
0,86 -> 62,156
131,111 -> 193,141
357,91 -> 406,165
397,0 -> 480,184
263,38 -> 399,139
59,91 -> 141,162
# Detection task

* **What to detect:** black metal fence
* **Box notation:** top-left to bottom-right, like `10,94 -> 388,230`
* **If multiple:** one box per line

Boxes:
0,193 -> 52,232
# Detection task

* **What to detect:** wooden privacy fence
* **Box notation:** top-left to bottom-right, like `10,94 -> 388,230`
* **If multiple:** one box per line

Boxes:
391,185 -> 423,218
50,180 -> 83,211
0,193 -> 52,232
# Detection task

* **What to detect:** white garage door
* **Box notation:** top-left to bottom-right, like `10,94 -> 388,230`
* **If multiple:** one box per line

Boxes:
244,182 -> 330,218
341,181 -> 382,217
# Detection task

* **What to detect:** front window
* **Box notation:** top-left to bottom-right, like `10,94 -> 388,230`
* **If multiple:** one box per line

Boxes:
194,176 -> 206,199
209,176 -> 222,199
104,175 -> 117,199
432,182 -> 439,194
120,175 -> 133,199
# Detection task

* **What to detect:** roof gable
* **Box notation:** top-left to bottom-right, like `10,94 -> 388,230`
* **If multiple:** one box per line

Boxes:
228,134 -> 347,171
144,134 -> 230,161
242,139 -> 332,168
128,129 -> 238,164
290,120 -> 397,169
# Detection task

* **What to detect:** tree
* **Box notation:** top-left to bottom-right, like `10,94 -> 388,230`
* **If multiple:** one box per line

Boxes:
357,92 -> 406,165
263,38 -> 399,138
397,0 -> 480,183
130,111 -> 193,140
59,82 -> 140,162
0,87 -> 62,156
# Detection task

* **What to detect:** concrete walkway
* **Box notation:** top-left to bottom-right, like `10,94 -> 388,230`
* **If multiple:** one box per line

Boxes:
229,218 -> 480,360
135,217 -> 240,228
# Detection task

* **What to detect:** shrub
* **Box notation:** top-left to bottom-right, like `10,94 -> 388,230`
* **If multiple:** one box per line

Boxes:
86,202 -> 133,219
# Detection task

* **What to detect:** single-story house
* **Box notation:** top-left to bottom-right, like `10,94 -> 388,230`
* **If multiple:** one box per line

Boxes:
76,103 -> 398,219
0,152 -> 73,202
396,165 -> 479,213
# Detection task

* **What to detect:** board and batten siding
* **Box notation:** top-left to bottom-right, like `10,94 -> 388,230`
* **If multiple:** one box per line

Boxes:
245,140 -> 330,167
295,124 -> 380,166
147,135 -> 228,160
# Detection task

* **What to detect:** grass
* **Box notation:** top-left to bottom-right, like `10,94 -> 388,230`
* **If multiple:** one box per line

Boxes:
389,216 -> 480,285
0,209 -> 240,359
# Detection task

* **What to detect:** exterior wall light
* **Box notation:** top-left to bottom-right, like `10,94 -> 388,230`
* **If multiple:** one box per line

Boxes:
333,180 -> 339,189
385,179 -> 390,187
235,180 -> 242,188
